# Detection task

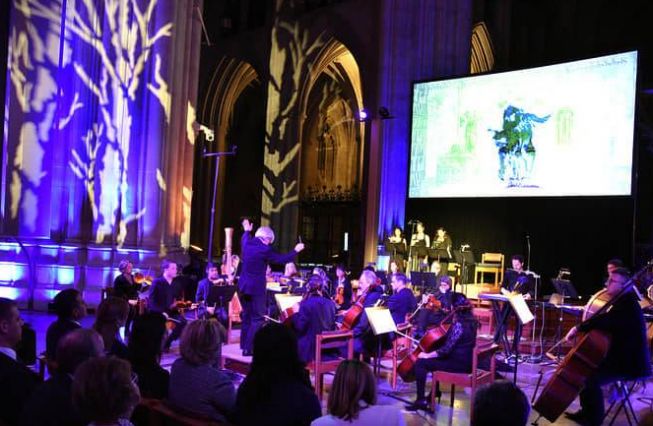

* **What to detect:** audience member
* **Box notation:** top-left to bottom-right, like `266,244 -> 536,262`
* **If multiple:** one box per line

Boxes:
127,313 -> 169,399
94,297 -> 129,358
21,328 -> 104,426
46,288 -> 86,360
72,357 -> 140,426
168,319 -> 235,423
471,380 -> 530,426
236,322 -> 321,426
0,298 -> 40,426
311,360 -> 405,426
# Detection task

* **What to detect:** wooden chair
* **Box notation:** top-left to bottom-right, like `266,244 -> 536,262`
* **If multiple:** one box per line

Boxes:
474,253 -> 504,286
472,307 -> 494,337
309,329 -> 354,401
132,398 -> 229,426
430,342 -> 500,414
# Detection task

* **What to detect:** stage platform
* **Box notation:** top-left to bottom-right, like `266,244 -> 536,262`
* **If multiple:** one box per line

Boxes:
19,310 -> 653,425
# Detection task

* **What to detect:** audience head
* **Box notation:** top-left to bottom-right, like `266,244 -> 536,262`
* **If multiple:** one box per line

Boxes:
328,360 -> 377,421
53,288 -> 87,321
94,297 -> 129,333
118,259 -> 133,274
56,328 -> 104,375
180,319 -> 223,366
128,312 -> 166,365
0,298 -> 23,348
471,380 -> 530,426
72,357 -> 140,425
255,226 -> 275,245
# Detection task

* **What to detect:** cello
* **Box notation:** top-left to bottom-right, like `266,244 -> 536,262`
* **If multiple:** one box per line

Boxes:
340,283 -> 378,330
533,262 -> 652,422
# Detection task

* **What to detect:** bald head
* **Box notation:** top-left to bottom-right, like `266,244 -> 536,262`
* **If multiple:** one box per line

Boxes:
56,328 -> 104,374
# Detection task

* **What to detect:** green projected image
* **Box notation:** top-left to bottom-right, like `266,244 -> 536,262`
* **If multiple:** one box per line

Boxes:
409,51 -> 637,198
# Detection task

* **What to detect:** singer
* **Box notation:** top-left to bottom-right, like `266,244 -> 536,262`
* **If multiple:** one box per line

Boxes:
238,221 -> 304,356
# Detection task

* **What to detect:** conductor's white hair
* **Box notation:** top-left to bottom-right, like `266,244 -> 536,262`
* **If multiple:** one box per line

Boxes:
255,226 -> 275,243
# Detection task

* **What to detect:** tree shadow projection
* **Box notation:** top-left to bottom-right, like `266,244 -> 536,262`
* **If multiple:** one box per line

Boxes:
10,0 -> 172,246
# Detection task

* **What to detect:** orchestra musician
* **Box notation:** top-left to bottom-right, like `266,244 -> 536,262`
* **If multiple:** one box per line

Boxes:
431,227 -> 453,272
563,267 -> 651,426
195,263 -> 222,304
386,227 -> 407,272
149,259 -> 187,351
334,264 -> 353,310
409,222 -> 430,272
312,267 -> 332,296
492,254 -> 533,348
239,222 -> 304,357
292,275 -> 337,363
113,259 -> 142,336
414,275 -> 456,339
351,270 -> 385,357
405,294 -> 478,412
388,273 -> 417,326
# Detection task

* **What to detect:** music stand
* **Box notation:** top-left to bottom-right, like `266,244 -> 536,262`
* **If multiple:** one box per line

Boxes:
410,245 -> 428,271
409,272 -> 437,295
206,286 -> 237,325
551,279 -> 579,299
365,307 -> 398,376
453,250 -> 476,289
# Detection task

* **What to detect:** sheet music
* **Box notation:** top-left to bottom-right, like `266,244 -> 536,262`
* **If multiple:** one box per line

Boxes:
500,288 -> 534,324
275,294 -> 303,312
365,307 -> 398,335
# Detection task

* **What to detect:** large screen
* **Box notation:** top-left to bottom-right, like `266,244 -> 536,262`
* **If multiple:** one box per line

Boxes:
408,51 -> 637,198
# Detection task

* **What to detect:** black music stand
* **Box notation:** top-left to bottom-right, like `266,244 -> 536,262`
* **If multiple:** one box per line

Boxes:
453,250 -> 476,288
551,279 -> 579,299
206,286 -> 237,310
410,272 -> 437,294
410,246 -> 428,271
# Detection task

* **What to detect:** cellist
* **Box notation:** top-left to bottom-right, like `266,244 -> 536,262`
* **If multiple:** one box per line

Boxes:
563,267 -> 650,425
405,294 -> 478,412
350,270 -> 385,357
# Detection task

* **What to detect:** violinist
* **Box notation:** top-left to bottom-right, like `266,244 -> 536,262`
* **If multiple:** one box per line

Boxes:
414,275 -> 456,339
492,254 -> 533,348
282,262 -> 304,294
388,273 -> 417,326
405,294 -> 478,412
350,270 -> 385,356
292,275 -> 337,363
149,259 -> 187,351
195,263 -> 222,303
563,267 -> 651,426
334,264 -> 352,310
113,259 -> 141,301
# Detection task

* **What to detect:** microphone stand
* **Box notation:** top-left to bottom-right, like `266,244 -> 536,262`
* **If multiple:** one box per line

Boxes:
204,145 -> 237,263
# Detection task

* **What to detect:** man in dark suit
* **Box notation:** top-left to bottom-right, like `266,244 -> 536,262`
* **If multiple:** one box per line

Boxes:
46,289 -> 87,361
0,298 -> 40,426
564,267 -> 652,426
21,328 -> 104,426
292,275 -> 337,363
239,220 -> 304,355
492,254 -> 533,349
149,259 -> 186,350
388,273 -> 417,326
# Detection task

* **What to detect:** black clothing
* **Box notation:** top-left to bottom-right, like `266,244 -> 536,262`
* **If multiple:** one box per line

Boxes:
414,315 -> 477,400
493,269 -> 534,346
335,277 -> 353,310
113,274 -> 140,300
352,286 -> 385,354
20,373 -> 83,426
235,378 -> 321,426
293,295 -> 337,363
149,277 -> 186,348
45,319 -> 80,360
577,290 -> 651,425
415,290 -> 455,337
239,231 -> 298,352
388,287 -> 417,325
0,352 -> 39,426
132,361 -> 169,399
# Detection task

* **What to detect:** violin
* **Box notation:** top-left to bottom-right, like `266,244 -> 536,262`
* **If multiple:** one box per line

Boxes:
398,309 -> 456,382
425,294 -> 442,311
334,286 -> 345,305
133,272 -> 153,286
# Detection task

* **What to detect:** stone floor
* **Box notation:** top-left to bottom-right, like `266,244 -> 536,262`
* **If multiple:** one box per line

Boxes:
21,310 -> 653,425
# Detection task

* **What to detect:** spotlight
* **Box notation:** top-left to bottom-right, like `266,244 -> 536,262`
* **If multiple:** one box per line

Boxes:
378,107 -> 394,119
358,109 -> 369,122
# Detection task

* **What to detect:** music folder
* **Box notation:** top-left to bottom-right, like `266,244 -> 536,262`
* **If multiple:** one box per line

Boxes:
365,307 -> 397,336
275,294 -> 303,312
500,288 -> 535,324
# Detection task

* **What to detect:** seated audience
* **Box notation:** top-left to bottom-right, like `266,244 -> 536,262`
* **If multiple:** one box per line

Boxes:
127,313 -> 169,399
21,328 -> 104,426
168,319 -> 235,423
406,293 -> 478,412
311,360 -> 405,426
46,288 -> 87,360
471,380 -> 530,426
236,322 -> 321,426
72,357 -> 141,426
0,298 -> 40,426
292,275 -> 337,363
94,296 -> 130,358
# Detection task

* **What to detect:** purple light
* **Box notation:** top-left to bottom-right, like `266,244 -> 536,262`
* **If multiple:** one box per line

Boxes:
358,109 -> 368,121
